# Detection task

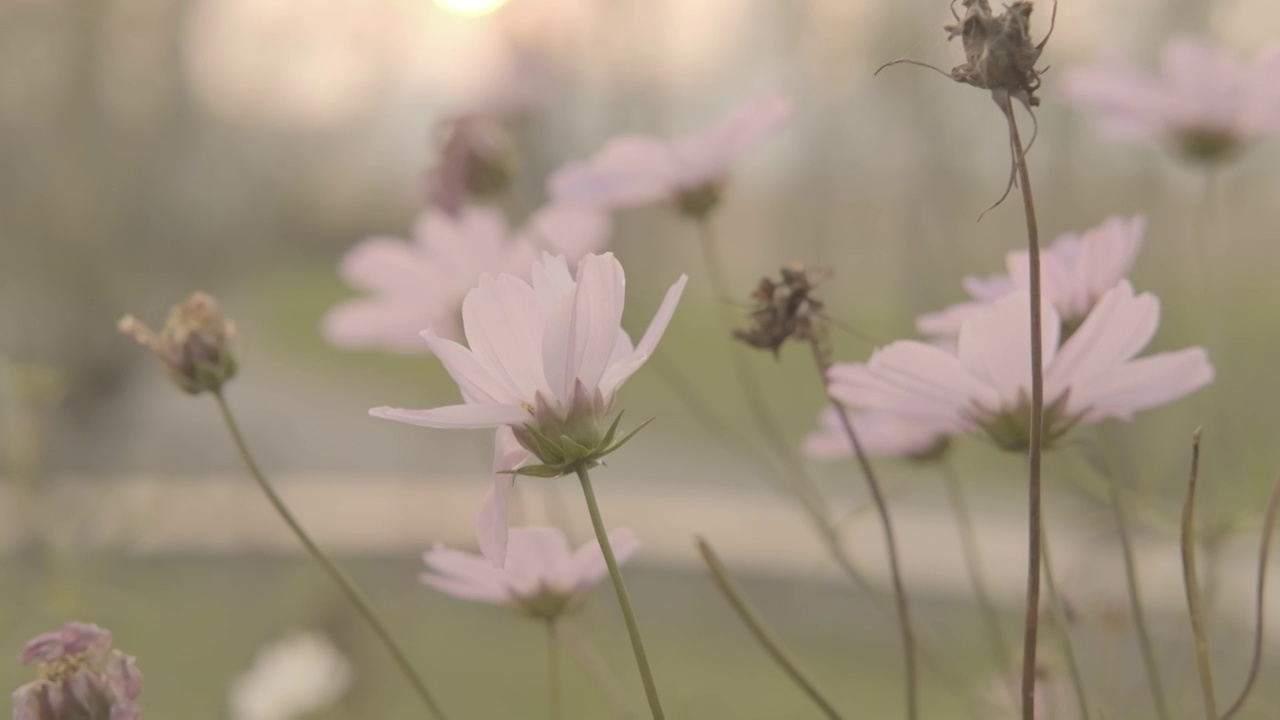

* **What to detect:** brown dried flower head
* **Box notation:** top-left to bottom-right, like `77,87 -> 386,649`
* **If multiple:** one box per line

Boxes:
733,264 -> 829,357
118,292 -> 237,395
426,115 -> 517,215
944,0 -> 1054,108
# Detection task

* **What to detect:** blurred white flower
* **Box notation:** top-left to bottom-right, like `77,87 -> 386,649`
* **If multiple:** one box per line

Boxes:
831,282 -> 1213,451
548,93 -> 792,216
918,215 -> 1146,337
1063,37 -> 1280,162
980,663 -> 1079,719
323,205 -> 610,353
802,406 -> 948,461
421,526 -> 639,619
229,631 -> 353,720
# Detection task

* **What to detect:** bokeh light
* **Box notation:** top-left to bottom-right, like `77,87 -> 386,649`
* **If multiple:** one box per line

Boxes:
434,0 -> 508,17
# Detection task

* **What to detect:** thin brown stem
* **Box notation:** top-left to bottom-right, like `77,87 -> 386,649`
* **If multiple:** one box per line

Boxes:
697,537 -> 845,719
1222,470 -> 1280,718
1001,95 -> 1045,720
1180,430 -> 1218,720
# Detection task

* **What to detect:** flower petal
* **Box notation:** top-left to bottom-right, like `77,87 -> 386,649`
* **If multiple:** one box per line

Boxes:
369,403 -> 528,429
543,253 -> 627,399
420,330 -> 514,405
956,291 -> 1061,406
519,205 -> 612,262
598,273 -> 688,398
1048,281 -> 1158,403
547,136 -> 678,208
1072,347 -> 1214,422
571,528 -> 640,595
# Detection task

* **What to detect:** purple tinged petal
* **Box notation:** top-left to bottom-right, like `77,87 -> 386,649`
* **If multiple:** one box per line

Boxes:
598,273 -> 688,399
1072,348 -> 1214,421
322,299 -> 450,353
547,136 -> 677,208
477,427 -> 529,566
519,205 -> 612,263
672,92 -> 793,186
461,276 -> 550,402
419,330 -> 513,405
369,403 -> 529,429
1048,281 -> 1158,404
956,290 -> 1061,405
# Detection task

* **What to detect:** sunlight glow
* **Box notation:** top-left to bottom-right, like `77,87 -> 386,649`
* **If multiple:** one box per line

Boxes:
434,0 -> 508,17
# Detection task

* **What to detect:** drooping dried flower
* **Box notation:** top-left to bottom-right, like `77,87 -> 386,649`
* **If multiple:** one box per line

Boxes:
944,0 -> 1055,109
118,293 -> 237,395
733,264 -> 829,357
12,622 -> 143,720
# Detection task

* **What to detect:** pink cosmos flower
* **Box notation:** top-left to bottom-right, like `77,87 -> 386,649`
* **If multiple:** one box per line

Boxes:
13,623 -> 143,720
1062,37 -> 1280,162
802,406 -> 949,461
323,205 -> 609,354
917,215 -> 1146,337
547,93 -> 792,214
421,526 -> 639,620
370,252 -> 685,563
830,282 -> 1213,450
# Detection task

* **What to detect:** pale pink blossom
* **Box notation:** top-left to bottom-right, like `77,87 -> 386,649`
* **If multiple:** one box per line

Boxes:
323,205 -> 609,354
421,526 -> 639,619
831,282 -> 1213,450
13,623 -> 142,720
547,93 -> 792,212
917,215 -> 1146,337
1062,37 -> 1280,161
802,406 -> 948,461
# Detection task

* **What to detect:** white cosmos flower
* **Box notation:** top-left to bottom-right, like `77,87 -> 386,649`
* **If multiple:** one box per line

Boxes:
802,406 -> 949,461
228,631 -> 352,720
371,251 -> 686,564
831,281 -> 1213,450
918,215 -> 1146,337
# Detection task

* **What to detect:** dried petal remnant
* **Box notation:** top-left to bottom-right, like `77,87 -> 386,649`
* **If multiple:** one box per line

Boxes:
119,292 -> 237,395
734,264 -> 829,357
945,0 -> 1054,108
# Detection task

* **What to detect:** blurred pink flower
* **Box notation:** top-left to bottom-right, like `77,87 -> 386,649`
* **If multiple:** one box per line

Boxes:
547,93 -> 792,214
831,282 -> 1213,450
14,623 -> 142,720
425,116 -> 517,215
421,526 -> 639,619
475,426 -> 533,565
917,215 -> 1146,337
1062,37 -> 1280,162
323,205 -> 610,354
802,406 -> 949,461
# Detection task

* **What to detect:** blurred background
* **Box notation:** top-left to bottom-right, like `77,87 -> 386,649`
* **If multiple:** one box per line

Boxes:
3,0 -> 1280,717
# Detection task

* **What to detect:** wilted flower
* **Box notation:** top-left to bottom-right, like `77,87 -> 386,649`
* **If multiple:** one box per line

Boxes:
733,264 -> 829,357
227,631 -> 352,720
944,0 -> 1051,109
803,406 -> 949,461
917,215 -> 1146,337
425,115 -> 518,215
1063,37 -> 1280,163
369,251 -> 686,475
421,526 -> 639,620
323,205 -> 610,354
118,292 -> 237,395
12,622 -> 142,720
830,282 -> 1213,451
547,93 -> 792,218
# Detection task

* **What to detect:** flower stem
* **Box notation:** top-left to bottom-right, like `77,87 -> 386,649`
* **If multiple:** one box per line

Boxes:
547,619 -> 563,720
1001,95 -> 1045,720
1038,525 -> 1091,719
1221,470 -> 1280,719
696,537 -> 844,719
574,465 -> 665,720
211,390 -> 449,720
1093,441 -> 1171,720
819,391 -> 917,720
939,460 -> 1011,676
1180,429 -> 1218,720
559,623 -> 640,720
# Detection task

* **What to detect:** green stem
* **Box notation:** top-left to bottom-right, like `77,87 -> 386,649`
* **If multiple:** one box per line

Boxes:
1038,526 -> 1091,719
939,460 -> 1011,675
1094,442 -> 1171,720
574,465 -> 665,720
1180,430 -> 1218,720
1222,470 -> 1280,719
212,391 -> 449,719
1003,95 -> 1045,720
697,537 -> 844,719
548,619 -> 563,720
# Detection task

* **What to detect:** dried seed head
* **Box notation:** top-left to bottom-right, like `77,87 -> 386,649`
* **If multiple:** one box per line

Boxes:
733,264 -> 830,357
944,0 -> 1054,109
119,292 -> 238,395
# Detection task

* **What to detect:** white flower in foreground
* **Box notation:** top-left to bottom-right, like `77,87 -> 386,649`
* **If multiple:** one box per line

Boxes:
548,93 -> 792,217
1062,37 -> 1280,163
229,632 -> 352,720
323,205 -> 609,353
918,215 -> 1146,337
803,406 -> 949,461
831,282 -> 1213,451
981,663 -> 1078,720
421,526 -> 639,620
371,252 -> 685,562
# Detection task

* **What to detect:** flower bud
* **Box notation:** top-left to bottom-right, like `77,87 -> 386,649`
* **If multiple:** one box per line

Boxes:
118,292 -> 237,395
12,623 -> 143,720
509,381 -> 648,477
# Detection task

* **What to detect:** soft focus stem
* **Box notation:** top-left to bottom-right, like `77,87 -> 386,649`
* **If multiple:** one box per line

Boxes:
1038,525 -> 1091,719
1002,95 -> 1045,720
547,620 -> 563,720
574,465 -> 666,720
1222,470 -> 1280,719
1180,430 -> 1218,720
697,537 -> 844,719
212,391 -> 449,720
559,623 -> 640,720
